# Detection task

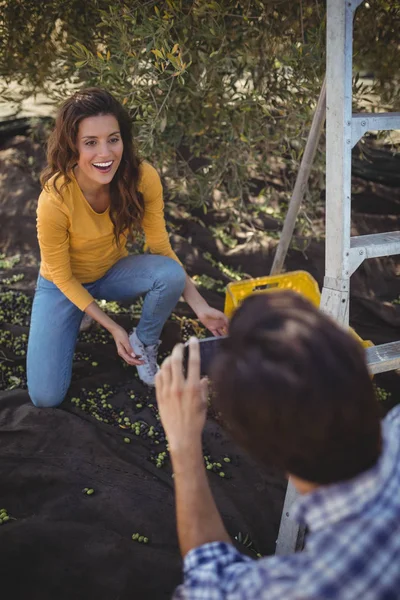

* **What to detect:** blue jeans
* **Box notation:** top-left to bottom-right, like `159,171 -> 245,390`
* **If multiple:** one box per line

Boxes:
27,254 -> 186,408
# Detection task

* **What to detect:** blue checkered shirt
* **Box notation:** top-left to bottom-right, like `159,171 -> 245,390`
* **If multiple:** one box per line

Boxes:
174,405 -> 400,599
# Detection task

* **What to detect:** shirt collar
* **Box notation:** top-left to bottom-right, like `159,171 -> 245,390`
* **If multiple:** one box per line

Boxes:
291,417 -> 399,531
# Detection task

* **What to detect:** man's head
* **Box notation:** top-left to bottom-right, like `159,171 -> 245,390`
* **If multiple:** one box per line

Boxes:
212,291 -> 381,486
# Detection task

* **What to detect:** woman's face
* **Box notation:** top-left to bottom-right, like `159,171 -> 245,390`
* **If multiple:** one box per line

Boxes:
75,114 -> 123,186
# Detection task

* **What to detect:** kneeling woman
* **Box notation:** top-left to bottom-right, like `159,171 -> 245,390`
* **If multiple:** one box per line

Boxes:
27,87 -> 228,408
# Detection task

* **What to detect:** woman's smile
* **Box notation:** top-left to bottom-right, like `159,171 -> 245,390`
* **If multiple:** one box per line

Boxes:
75,114 -> 124,189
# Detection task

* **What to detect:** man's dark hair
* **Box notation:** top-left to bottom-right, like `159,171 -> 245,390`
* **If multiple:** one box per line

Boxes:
212,291 -> 381,485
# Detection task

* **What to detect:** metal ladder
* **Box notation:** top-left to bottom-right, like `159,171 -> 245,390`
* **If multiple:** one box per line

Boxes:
276,0 -> 400,555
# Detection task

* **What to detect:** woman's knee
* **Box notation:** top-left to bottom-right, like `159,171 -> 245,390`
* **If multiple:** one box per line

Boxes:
28,385 -> 66,409
159,259 -> 186,294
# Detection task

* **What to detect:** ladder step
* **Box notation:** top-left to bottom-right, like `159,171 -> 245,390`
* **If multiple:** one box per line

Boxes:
352,112 -> 400,147
366,341 -> 400,375
350,231 -> 400,259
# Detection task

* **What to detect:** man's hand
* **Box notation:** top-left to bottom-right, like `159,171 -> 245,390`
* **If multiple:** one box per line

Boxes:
197,306 -> 229,337
156,337 -> 231,556
155,338 -> 208,454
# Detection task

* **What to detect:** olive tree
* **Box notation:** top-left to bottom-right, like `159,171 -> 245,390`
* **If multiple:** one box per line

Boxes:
1,0 -> 399,210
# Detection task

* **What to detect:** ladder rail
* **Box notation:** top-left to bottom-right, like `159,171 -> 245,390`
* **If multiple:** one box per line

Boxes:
276,0 -> 400,556
349,232 -> 400,274
276,0 -> 360,556
320,0 -> 357,327
275,480 -> 305,555
352,113 -> 400,148
366,342 -> 400,375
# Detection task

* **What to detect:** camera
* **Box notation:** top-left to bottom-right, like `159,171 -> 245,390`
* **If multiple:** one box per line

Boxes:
183,336 -> 227,377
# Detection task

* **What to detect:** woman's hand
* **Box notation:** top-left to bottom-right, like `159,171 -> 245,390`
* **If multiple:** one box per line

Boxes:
155,338 -> 208,453
111,325 -> 144,366
84,301 -> 143,365
197,306 -> 229,337
182,276 -> 229,336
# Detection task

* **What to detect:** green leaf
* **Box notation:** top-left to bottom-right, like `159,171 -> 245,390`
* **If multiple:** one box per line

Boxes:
151,49 -> 163,59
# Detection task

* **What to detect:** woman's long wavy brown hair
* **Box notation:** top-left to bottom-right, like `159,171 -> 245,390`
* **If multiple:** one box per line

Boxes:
41,87 -> 144,245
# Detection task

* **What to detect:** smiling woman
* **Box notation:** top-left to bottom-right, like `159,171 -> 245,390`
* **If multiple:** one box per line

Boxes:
27,87 -> 228,408
74,116 -> 124,213
41,88 -> 145,243
78,118 -> 122,179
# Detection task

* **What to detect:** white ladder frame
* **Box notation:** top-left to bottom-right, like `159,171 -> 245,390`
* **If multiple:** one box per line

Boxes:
276,0 -> 400,555
321,0 -> 365,325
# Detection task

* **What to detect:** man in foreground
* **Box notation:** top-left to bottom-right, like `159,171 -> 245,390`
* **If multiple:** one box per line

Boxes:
155,291 -> 400,599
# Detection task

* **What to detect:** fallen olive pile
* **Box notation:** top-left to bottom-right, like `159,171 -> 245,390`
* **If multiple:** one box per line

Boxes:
0,273 -> 25,285
131,532 -> 149,544
72,351 -> 100,371
202,251 -> 244,281
203,453 -> 232,479
0,359 -> 27,391
192,273 -> 225,293
0,253 -> 21,270
69,383 -> 232,479
375,385 -> 391,402
0,329 -> 29,390
0,329 -> 28,357
0,508 -> 14,525
78,328 -> 114,345
150,450 -> 168,469
172,315 -> 207,342
70,384 -> 120,423
0,290 -> 32,326
70,385 -> 166,443
73,351 -> 93,363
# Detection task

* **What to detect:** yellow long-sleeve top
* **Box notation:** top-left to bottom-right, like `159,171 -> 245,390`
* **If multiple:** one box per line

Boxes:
37,161 -> 181,311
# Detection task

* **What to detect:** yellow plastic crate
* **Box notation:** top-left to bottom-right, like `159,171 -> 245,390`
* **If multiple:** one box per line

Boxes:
224,270 -> 321,318
350,329 -> 374,350
224,270 -> 373,351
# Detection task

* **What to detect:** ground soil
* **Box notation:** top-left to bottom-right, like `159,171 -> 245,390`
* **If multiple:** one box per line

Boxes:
0,122 -> 399,599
